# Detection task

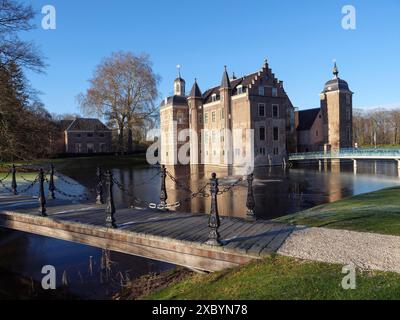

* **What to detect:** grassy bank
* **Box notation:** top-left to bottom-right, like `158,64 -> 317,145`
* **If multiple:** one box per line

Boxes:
276,187 -> 400,236
142,255 -> 400,300
140,187 -> 400,300
2,154 -> 148,169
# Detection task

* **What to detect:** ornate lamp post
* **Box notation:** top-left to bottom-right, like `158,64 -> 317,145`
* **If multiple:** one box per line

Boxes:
206,173 -> 222,246
38,168 -> 47,216
11,164 -> 17,195
160,165 -> 168,210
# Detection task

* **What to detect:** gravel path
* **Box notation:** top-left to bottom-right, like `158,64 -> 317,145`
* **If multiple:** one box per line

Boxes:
277,226 -> 400,273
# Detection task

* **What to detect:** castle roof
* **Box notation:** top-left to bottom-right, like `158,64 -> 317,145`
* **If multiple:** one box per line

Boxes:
65,118 -> 110,132
323,78 -> 350,93
174,77 -> 185,83
220,66 -> 231,89
297,108 -> 321,131
160,95 -> 188,107
322,62 -> 351,93
189,80 -> 202,98
202,72 -> 258,104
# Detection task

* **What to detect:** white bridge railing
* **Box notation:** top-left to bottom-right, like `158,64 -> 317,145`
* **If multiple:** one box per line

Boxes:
289,148 -> 400,161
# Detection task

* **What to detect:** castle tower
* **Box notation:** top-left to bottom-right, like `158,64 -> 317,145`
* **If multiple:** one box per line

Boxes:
160,71 -> 189,165
188,79 -> 203,165
320,62 -> 353,150
174,66 -> 185,96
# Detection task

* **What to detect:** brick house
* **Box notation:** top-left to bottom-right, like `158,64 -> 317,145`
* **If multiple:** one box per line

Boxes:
61,118 -> 112,154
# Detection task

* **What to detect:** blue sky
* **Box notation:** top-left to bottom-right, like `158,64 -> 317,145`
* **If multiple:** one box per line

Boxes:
23,0 -> 400,115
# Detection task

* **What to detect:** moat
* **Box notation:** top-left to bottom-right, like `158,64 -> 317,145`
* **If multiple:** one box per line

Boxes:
1,159 -> 399,299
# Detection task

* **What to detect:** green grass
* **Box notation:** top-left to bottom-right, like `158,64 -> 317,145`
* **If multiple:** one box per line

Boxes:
1,154 -> 149,172
275,187 -> 400,236
144,255 -> 400,300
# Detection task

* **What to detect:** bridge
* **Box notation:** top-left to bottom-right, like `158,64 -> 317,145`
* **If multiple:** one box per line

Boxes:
0,164 -> 294,272
288,148 -> 400,168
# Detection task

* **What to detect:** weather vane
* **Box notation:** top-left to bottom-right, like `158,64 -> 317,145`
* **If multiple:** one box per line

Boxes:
176,64 -> 181,78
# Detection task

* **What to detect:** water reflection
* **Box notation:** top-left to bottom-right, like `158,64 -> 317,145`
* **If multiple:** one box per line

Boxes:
56,160 -> 400,220
1,159 -> 400,299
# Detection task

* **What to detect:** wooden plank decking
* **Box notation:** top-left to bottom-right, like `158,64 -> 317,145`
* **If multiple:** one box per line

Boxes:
0,195 -> 295,272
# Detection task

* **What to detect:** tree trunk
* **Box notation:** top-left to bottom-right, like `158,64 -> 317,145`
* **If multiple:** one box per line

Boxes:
118,125 -> 124,155
127,126 -> 133,153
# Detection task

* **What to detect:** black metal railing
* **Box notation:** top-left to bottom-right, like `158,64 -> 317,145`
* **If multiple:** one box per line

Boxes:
0,163 -> 258,247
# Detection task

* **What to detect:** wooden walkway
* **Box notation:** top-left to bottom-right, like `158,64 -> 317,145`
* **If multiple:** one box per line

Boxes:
0,195 -> 295,272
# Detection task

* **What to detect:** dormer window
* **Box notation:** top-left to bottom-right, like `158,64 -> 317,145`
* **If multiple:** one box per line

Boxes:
237,85 -> 244,95
211,94 -> 217,102
258,86 -> 265,96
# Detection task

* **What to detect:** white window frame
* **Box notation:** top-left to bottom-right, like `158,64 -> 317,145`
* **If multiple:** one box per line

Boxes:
87,143 -> 95,153
212,111 -> 216,123
272,104 -> 279,118
211,94 -> 217,102
75,143 -> 82,153
258,103 -> 266,117
259,126 -> 266,141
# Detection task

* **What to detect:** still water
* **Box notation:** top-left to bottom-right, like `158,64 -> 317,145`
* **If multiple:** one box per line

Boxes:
1,160 -> 399,299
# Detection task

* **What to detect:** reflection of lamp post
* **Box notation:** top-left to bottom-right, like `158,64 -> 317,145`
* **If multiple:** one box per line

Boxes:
374,131 -> 377,149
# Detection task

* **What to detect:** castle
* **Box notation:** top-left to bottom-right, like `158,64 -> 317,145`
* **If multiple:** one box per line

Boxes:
160,59 -> 353,168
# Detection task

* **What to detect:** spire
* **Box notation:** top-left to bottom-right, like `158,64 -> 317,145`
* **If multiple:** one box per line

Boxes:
333,61 -> 339,79
176,64 -> 182,79
189,78 -> 202,98
221,65 -> 231,89
174,66 -> 185,96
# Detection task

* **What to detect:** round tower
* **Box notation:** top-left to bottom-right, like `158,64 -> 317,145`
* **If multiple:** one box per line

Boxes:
320,62 -> 353,150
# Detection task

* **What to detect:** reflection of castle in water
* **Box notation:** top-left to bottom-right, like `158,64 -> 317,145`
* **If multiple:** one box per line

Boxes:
165,165 -> 246,218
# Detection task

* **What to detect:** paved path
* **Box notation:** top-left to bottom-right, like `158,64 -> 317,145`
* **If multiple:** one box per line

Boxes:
278,226 -> 400,273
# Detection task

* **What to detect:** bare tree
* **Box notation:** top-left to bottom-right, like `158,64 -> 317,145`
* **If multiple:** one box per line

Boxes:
353,107 -> 400,147
0,0 -> 45,71
77,52 -> 159,153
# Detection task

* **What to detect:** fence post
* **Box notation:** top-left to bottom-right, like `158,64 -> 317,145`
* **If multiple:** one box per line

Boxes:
38,168 -> 47,216
96,166 -> 104,205
160,165 -> 168,210
105,170 -> 116,228
206,173 -> 222,246
246,173 -> 256,221
11,164 -> 17,195
48,164 -> 56,200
